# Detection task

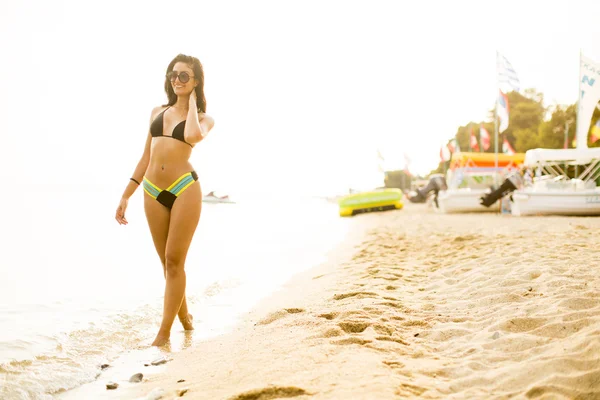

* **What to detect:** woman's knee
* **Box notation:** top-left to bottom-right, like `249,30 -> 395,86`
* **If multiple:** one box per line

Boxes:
164,254 -> 185,277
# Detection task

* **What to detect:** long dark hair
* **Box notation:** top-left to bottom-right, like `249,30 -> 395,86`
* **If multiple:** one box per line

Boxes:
163,54 -> 207,113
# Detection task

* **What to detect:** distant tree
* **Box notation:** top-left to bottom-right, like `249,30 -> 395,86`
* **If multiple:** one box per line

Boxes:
428,89 -> 600,177
499,89 -> 545,152
455,123 -> 477,152
384,170 -> 412,191
537,104 -> 577,149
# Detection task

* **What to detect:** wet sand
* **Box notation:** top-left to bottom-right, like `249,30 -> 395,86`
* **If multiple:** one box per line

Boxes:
64,204 -> 600,399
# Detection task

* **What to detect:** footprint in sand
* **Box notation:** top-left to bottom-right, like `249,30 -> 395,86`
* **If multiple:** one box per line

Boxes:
383,360 -> 405,369
255,308 -> 305,325
362,307 -> 384,316
317,312 -> 339,320
375,336 -> 409,345
339,310 -> 372,319
229,386 -> 308,400
572,224 -> 590,230
376,301 -> 406,310
284,308 -> 305,314
559,298 -> 599,310
396,383 -> 428,396
332,337 -> 371,346
402,320 -> 429,328
338,321 -> 370,333
373,324 -> 394,336
315,327 -> 345,338
333,292 -> 377,300
453,234 -> 477,242
498,317 -> 548,333
530,319 -> 594,339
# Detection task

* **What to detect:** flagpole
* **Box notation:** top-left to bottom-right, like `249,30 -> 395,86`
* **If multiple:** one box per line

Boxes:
468,125 -> 472,152
576,48 -> 581,149
576,48 -> 581,178
494,51 -> 499,187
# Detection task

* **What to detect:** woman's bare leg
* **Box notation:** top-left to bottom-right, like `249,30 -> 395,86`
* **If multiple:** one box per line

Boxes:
144,195 -> 193,331
151,182 -> 201,346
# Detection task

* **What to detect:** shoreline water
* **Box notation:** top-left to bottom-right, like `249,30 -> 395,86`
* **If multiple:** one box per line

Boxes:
0,185 -> 351,400
62,204 -> 600,400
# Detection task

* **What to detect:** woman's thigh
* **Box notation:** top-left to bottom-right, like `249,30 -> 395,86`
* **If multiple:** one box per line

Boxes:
165,182 -> 202,266
144,194 -> 171,266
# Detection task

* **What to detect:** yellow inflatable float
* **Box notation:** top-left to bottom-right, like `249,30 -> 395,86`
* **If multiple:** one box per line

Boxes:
338,188 -> 404,217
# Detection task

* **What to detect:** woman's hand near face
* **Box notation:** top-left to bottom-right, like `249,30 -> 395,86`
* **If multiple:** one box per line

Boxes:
189,86 -> 197,110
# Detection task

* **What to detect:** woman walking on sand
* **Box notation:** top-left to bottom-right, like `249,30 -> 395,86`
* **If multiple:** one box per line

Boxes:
115,54 -> 214,346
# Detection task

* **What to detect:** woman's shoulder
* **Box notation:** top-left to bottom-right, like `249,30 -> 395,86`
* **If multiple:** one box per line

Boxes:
150,105 -> 169,120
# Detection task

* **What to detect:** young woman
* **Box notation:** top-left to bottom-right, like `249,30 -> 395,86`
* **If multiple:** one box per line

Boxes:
115,54 -> 214,346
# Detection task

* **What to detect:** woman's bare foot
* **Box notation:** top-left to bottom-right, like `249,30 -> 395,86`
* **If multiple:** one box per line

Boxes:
179,314 -> 194,331
151,331 -> 171,347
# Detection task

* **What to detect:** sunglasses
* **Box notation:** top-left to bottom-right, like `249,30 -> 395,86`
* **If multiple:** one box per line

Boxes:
166,71 -> 195,84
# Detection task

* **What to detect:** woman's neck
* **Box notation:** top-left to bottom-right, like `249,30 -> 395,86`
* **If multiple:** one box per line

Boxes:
173,98 -> 189,110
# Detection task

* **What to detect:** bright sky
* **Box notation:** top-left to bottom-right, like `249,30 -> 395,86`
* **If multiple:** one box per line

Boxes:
1,0 -> 600,196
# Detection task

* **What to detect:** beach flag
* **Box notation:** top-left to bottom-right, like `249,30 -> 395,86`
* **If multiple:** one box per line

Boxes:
497,51 -> 521,92
447,138 -> 460,154
376,149 -> 385,173
577,54 -> 600,149
470,128 -> 480,152
480,125 -> 491,150
591,119 -> 600,143
497,90 -> 510,133
440,145 -> 451,162
403,152 -> 412,176
502,138 -> 515,155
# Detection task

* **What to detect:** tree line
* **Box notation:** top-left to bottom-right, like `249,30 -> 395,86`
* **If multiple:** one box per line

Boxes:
430,89 -> 600,175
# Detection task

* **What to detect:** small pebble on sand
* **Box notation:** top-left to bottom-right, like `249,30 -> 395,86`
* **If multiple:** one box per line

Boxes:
145,387 -> 165,400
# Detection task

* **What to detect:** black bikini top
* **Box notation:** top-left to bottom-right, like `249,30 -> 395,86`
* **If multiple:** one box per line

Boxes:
150,107 -> 192,147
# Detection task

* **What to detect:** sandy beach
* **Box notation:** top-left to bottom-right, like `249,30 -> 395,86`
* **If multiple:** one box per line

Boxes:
64,204 -> 600,399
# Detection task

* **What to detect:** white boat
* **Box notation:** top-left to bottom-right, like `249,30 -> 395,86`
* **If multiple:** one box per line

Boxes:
511,53 -> 600,216
510,148 -> 600,216
202,191 -> 236,204
435,152 -> 524,214
437,187 -> 494,213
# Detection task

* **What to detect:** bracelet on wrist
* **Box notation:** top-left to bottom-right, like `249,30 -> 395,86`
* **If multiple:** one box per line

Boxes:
130,178 -> 140,185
